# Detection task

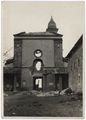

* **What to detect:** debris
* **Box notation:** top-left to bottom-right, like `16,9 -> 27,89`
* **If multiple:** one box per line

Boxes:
12,112 -> 16,115
35,91 -> 60,97
60,88 -> 73,95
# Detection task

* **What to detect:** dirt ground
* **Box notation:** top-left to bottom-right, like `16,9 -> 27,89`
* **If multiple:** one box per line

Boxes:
3,91 -> 83,117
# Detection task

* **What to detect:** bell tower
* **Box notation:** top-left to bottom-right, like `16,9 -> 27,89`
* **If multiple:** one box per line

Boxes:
46,16 -> 58,33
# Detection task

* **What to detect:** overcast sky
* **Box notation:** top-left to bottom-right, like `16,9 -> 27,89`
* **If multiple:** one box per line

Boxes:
2,1 -> 84,59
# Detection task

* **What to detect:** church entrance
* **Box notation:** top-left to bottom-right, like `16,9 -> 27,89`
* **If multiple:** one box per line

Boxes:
33,77 -> 43,91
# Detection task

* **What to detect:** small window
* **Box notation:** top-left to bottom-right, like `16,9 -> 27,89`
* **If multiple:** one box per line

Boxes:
34,49 -> 42,58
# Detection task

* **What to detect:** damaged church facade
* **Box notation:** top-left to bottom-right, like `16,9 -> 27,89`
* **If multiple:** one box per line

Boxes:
4,17 -> 83,92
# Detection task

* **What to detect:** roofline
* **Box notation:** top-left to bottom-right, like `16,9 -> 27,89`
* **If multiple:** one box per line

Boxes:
13,32 -> 63,37
14,37 -> 63,40
66,35 -> 83,59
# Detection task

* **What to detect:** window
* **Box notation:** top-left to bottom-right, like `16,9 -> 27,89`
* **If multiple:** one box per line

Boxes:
35,61 -> 42,71
33,59 -> 44,71
34,49 -> 42,58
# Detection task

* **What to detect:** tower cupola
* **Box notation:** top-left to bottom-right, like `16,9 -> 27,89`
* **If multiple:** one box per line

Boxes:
46,16 -> 58,33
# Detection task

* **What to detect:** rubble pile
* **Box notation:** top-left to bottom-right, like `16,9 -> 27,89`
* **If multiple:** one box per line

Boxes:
4,88 -> 81,98
29,90 -> 60,97
60,88 -> 73,95
30,88 -> 73,97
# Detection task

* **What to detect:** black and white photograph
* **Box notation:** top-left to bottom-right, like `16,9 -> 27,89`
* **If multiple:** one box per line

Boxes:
2,1 -> 85,118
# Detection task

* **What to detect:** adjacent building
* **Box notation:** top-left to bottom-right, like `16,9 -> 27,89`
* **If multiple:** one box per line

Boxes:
66,35 -> 83,92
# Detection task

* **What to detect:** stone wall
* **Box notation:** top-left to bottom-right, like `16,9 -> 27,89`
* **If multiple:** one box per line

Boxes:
68,45 -> 83,92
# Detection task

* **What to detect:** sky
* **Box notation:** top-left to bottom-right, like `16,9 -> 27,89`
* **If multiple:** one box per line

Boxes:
2,1 -> 85,60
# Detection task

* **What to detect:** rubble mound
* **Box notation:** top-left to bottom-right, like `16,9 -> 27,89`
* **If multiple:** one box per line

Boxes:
30,90 -> 60,97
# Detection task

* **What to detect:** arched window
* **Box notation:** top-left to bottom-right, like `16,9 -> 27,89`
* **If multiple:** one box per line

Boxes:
33,59 -> 44,71
35,61 -> 42,71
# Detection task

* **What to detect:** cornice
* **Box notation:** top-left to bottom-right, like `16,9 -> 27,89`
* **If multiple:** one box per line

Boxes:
14,36 -> 62,40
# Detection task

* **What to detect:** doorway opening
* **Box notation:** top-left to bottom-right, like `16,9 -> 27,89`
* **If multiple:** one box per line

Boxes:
55,74 -> 68,90
33,77 -> 43,91
62,74 -> 68,89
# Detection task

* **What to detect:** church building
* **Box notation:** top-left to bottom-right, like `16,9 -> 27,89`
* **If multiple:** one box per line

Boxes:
13,17 -> 68,91
4,17 -> 83,93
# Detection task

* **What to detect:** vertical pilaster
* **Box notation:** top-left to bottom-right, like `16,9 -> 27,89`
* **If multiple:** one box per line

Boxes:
14,39 -> 22,67
14,38 -> 22,90
43,74 -> 47,91
59,75 -> 62,90
13,75 -> 17,92
54,39 -> 63,67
